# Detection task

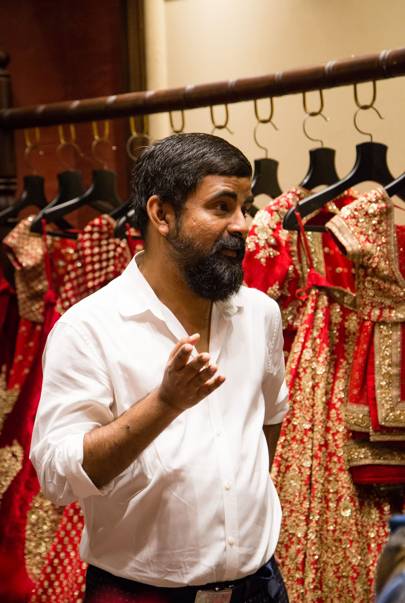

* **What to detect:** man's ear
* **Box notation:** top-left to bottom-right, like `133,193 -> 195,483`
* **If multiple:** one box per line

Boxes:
146,195 -> 175,237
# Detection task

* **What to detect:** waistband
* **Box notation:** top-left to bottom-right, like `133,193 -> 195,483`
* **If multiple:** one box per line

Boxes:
85,557 -> 281,603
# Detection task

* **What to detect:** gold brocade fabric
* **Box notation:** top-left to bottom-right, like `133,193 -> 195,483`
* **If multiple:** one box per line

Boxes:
25,493 -> 63,582
327,188 -> 405,323
272,289 -> 391,602
56,214 -> 131,315
0,441 -> 23,501
3,217 -> 48,323
245,190 -> 394,601
0,367 -> 19,434
327,189 -> 405,441
3,216 -> 76,323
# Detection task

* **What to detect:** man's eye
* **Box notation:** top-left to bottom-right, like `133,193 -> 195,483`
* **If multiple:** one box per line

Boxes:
216,202 -> 229,213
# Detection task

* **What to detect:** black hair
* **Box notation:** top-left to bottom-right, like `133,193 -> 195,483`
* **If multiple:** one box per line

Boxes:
130,132 -> 252,239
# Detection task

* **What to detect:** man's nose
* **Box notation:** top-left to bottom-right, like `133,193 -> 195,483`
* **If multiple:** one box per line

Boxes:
228,208 -> 249,238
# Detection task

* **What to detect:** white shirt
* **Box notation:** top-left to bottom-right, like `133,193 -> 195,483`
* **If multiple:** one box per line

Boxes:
30,255 -> 288,587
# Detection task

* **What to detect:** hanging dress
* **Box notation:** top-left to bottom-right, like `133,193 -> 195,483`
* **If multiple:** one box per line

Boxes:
0,216 -> 76,602
244,188 -> 308,358
243,189 -> 393,602
30,214 -> 135,603
326,188 -> 405,485
0,262 -> 19,441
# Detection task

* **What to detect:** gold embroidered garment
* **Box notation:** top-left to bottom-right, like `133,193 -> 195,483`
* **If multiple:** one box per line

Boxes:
244,189 -> 394,602
327,188 -> 405,440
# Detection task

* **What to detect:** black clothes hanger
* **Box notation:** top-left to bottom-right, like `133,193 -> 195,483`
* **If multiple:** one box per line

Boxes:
284,84 -> 405,231
300,147 -> 340,190
34,121 -> 123,230
252,158 -> 283,199
284,141 -> 401,231
249,98 -> 282,216
109,200 -> 132,220
298,110 -> 339,190
114,207 -> 135,239
298,92 -> 340,192
385,171 -> 405,200
32,169 -> 123,231
0,175 -> 48,224
30,170 -> 83,233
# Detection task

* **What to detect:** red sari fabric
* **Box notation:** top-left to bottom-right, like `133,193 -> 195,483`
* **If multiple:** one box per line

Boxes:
326,188 -> 405,484
30,214 -> 135,603
243,190 -> 394,602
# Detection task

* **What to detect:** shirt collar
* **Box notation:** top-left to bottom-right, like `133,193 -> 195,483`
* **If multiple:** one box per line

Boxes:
117,254 -> 244,319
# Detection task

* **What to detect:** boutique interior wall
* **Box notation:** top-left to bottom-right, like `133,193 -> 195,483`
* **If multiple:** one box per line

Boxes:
0,0 -> 131,211
1,0 -> 405,221
143,0 -> 405,219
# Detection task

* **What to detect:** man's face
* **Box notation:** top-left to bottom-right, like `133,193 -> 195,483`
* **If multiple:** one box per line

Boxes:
166,174 -> 253,301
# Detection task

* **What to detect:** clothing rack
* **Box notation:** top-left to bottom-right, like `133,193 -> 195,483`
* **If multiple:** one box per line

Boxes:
0,47 -> 405,205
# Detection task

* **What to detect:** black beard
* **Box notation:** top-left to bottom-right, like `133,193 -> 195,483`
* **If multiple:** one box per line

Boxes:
167,228 -> 245,301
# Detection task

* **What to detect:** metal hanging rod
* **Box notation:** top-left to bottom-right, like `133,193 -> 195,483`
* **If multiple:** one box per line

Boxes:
1,47 -> 405,130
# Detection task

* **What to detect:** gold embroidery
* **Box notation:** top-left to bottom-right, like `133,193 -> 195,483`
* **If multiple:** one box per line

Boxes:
0,366 -> 19,434
374,323 -> 405,427
0,441 -> 23,500
369,431 -> 405,442
345,440 -> 405,466
3,216 -> 48,323
25,492 -> 63,581
326,190 -> 405,437
246,209 -> 281,264
345,403 -> 371,432
266,283 -> 281,299
275,292 -> 378,602
307,230 -> 326,277
326,214 -> 361,260
327,190 -> 405,323
327,286 -> 357,310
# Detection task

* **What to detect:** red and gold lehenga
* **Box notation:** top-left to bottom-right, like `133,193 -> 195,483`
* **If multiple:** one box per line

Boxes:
30,214 -> 135,603
243,189 -> 394,602
326,188 -> 405,485
0,216 -> 76,602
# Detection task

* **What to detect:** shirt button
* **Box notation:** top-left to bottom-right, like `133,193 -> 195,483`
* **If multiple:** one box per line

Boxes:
228,537 -> 235,546
216,430 -> 222,437
224,483 -> 231,491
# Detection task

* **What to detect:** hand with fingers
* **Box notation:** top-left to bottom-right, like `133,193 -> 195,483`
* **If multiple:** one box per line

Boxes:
158,333 -> 225,412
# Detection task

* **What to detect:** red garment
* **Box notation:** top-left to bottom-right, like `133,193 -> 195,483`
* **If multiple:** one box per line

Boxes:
326,188 -> 405,484
243,190 -> 393,602
0,217 -> 75,602
31,214 -> 135,603
243,188 -> 307,355
0,267 -> 19,383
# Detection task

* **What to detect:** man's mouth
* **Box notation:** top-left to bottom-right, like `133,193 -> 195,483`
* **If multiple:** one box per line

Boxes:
220,249 -> 238,257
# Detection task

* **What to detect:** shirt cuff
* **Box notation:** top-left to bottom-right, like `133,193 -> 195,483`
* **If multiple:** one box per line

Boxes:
264,381 -> 289,425
55,432 -> 116,500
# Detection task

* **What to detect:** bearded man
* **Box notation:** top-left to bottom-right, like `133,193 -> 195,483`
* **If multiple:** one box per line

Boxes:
31,133 -> 289,603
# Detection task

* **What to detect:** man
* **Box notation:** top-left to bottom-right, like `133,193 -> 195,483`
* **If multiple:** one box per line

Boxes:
31,133 -> 289,602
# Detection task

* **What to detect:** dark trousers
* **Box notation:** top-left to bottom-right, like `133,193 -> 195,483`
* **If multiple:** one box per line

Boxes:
84,557 -> 289,603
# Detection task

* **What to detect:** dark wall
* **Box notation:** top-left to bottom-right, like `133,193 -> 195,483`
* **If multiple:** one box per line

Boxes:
0,0 -> 132,221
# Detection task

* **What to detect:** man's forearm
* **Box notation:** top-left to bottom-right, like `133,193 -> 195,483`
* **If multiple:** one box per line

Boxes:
83,390 -> 181,489
263,423 -> 282,470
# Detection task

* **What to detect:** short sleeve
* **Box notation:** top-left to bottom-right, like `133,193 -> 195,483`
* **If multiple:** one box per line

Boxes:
262,301 -> 289,425
243,189 -> 307,355
243,193 -> 302,302
326,189 -> 388,263
30,320 -> 115,506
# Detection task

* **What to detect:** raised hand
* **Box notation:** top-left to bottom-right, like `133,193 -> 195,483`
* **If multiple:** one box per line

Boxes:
158,333 -> 225,411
